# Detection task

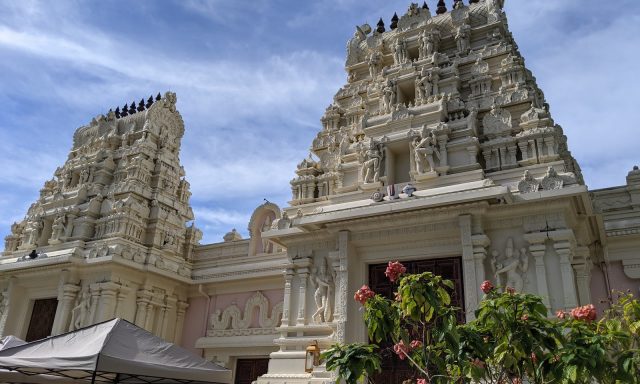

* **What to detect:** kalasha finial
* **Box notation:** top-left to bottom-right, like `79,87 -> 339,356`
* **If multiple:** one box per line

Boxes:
146,96 -> 153,108
156,92 -> 162,101
376,18 -> 385,33
137,99 -> 145,112
453,0 -> 464,9
390,13 -> 399,30
114,106 -> 121,118
436,0 -> 447,14
422,1 -> 429,10
128,102 -> 136,115
120,104 -> 129,117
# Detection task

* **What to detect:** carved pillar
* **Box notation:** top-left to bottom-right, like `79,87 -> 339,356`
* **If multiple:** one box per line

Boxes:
134,289 -> 152,328
160,295 -> 175,340
64,213 -> 77,238
518,141 -> 529,162
507,145 -> 517,166
96,282 -> 120,322
0,290 -> 10,336
544,137 -> 556,157
523,232 -> 551,311
573,247 -> 592,306
173,300 -> 188,345
549,230 -> 579,311
294,257 -> 312,326
145,298 -> 157,332
88,284 -> 101,326
331,231 -> 349,343
471,234 -> 490,297
114,286 -> 131,320
281,267 -> 295,327
51,283 -> 80,335
459,215 -> 477,320
437,135 -> 449,169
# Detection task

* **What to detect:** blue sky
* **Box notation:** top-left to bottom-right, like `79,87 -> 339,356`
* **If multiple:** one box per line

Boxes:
1,0 -> 639,244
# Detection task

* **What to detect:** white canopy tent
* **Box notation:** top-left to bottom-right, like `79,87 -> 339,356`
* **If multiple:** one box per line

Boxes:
0,319 -> 231,384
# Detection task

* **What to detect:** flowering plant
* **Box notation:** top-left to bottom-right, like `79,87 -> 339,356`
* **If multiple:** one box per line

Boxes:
323,264 -> 640,384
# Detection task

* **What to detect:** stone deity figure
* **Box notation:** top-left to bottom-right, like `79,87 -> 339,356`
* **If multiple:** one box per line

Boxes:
368,51 -> 381,79
361,141 -> 382,184
455,23 -> 471,54
311,259 -> 334,323
495,239 -> 530,292
49,215 -> 66,243
393,39 -> 407,65
415,69 -> 433,102
413,127 -> 440,174
261,216 -> 273,253
346,27 -> 367,66
25,219 -> 43,246
380,80 -> 397,114
70,288 -> 91,331
419,30 -> 436,60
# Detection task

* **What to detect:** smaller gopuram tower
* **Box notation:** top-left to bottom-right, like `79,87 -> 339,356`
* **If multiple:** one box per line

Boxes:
0,92 -> 200,343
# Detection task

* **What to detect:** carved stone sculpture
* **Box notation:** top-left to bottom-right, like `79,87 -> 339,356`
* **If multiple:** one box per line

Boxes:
49,215 -> 66,244
360,140 -> 383,184
261,216 -> 273,253
413,126 -> 440,174
415,69 -> 433,102
541,167 -> 564,190
70,287 -> 91,331
493,238 -> 529,292
392,39 -> 407,65
517,170 -> 540,193
380,80 -> 397,114
311,257 -> 335,323
368,51 -> 381,79
455,23 -> 471,55
209,291 -> 283,336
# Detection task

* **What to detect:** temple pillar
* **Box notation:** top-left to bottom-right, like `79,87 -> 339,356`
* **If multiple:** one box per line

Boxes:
134,289 -> 152,328
281,267 -> 295,327
523,232 -> 551,311
294,258 -> 312,325
459,215 -> 478,320
549,230 -> 579,311
471,234 -> 490,298
51,283 -> 80,335
174,300 -> 188,345
330,231 -> 349,343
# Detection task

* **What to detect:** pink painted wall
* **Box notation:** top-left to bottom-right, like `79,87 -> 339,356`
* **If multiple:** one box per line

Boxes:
590,264 -> 609,316
181,296 -> 207,355
590,262 -> 639,317
180,289 -> 284,352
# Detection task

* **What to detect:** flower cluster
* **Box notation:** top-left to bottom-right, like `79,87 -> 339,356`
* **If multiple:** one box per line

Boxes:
393,339 -> 423,360
480,280 -> 494,294
354,285 -> 376,305
416,379 -> 429,384
570,304 -> 597,321
385,261 -> 407,282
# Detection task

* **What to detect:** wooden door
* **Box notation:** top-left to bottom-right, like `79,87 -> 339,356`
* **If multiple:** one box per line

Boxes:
235,358 -> 270,384
25,298 -> 58,342
368,257 -> 464,384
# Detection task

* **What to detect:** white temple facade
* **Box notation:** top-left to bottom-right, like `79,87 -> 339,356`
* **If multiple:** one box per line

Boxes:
1,1 -> 639,384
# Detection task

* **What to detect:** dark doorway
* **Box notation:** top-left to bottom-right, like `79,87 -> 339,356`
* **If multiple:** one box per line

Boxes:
368,257 -> 464,384
25,298 -> 58,342
235,358 -> 270,384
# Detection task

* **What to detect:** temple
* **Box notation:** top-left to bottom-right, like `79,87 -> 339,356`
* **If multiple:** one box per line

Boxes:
1,1 -> 639,384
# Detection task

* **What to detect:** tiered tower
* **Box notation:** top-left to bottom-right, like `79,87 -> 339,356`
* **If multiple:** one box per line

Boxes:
1,92 -> 199,341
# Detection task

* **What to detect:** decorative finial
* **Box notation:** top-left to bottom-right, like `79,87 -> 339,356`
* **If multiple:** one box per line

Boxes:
120,104 -> 129,117
146,96 -> 153,108
156,92 -> 162,101
453,0 -> 464,9
436,0 -> 447,14
128,102 -> 136,115
422,1 -> 429,9
376,18 -> 385,33
137,99 -> 145,112
114,106 -> 121,118
390,13 -> 399,30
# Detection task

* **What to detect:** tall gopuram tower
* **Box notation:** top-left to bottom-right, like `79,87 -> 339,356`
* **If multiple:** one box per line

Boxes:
258,1 -> 598,383
0,92 -> 200,343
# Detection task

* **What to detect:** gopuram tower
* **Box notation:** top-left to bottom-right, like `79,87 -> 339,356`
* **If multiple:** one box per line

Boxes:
259,1 -> 596,383
1,92 -> 200,342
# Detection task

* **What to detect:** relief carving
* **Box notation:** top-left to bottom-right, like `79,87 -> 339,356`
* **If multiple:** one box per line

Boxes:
209,291 -> 283,336
490,238 -> 529,292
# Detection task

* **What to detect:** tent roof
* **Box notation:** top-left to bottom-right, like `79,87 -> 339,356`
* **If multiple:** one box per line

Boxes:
0,319 -> 231,384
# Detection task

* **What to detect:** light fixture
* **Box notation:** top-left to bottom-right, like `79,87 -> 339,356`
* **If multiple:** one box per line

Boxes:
305,340 -> 320,373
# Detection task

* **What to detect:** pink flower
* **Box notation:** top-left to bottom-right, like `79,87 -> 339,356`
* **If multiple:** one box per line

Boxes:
480,280 -> 494,294
521,314 -> 529,321
570,304 -> 597,321
530,352 -> 538,364
506,286 -> 516,295
393,340 -> 409,360
385,261 -> 407,283
417,379 -> 429,384
555,310 -> 566,319
354,285 -> 376,305
410,340 -> 423,349
471,358 -> 485,369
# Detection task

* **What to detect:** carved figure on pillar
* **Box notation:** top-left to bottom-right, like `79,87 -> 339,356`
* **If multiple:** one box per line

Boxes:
413,126 -> 440,174
261,216 -> 273,253
24,218 -> 43,247
419,30 -> 438,60
346,26 -> 367,66
70,287 -> 91,331
380,80 -> 397,114
494,238 -> 530,292
455,23 -> 471,55
311,258 -> 335,323
49,215 -> 66,244
360,140 -> 383,184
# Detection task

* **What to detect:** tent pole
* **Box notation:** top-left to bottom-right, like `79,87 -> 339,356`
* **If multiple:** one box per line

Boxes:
114,373 -> 120,383
91,370 -> 97,384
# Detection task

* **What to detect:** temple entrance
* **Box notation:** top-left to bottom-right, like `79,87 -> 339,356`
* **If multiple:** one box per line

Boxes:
235,358 -> 270,384
368,257 -> 464,384
25,298 -> 58,342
